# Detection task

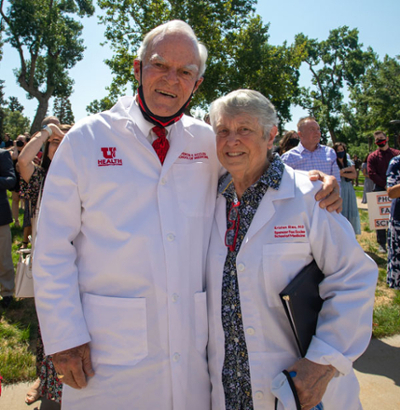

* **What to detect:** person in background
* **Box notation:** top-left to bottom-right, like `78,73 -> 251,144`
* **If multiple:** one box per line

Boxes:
386,154 -> 400,289
9,134 -> 28,228
42,116 -> 61,127
3,133 -> 13,149
353,155 -> 362,186
281,117 -> 341,184
333,142 -> 361,235
19,121 -> 68,405
367,131 -> 400,253
361,153 -> 374,204
206,89 -> 377,410
278,130 -> 300,155
0,148 -> 16,309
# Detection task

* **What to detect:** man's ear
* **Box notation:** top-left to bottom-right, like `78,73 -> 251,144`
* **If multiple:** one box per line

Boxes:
193,77 -> 204,94
133,59 -> 141,82
267,125 -> 278,149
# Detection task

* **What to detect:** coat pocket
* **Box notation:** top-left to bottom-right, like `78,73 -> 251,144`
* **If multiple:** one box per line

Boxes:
262,242 -> 312,307
194,291 -> 208,354
172,163 -> 213,217
82,293 -> 148,366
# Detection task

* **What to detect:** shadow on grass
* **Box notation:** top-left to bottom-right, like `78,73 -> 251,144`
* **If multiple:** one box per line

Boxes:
365,251 -> 387,267
0,298 -> 39,354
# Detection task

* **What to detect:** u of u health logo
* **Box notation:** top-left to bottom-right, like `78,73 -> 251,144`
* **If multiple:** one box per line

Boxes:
98,147 -> 123,166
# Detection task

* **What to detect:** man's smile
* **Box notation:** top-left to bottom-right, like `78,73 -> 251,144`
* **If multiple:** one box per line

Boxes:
156,89 -> 177,98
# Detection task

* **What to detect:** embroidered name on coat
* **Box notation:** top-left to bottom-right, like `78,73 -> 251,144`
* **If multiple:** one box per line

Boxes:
274,225 -> 306,238
178,152 -> 209,160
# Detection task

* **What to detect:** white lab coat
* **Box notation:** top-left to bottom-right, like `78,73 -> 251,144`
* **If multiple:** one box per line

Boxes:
33,96 -> 221,410
206,166 -> 378,410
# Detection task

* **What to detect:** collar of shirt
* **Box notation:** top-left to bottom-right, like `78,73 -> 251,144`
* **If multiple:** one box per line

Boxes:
218,153 -> 285,202
128,96 -> 173,144
296,141 -> 322,154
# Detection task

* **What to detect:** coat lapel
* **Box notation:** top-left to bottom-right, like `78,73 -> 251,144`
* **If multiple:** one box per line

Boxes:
161,120 -> 192,175
215,194 -> 228,246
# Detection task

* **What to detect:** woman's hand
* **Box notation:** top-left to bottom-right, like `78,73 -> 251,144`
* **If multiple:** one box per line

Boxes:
286,358 -> 336,410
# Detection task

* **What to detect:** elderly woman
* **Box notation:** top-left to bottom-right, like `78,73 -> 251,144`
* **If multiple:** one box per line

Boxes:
206,90 -> 377,410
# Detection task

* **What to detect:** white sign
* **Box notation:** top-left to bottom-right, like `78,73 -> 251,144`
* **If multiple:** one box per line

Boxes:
366,192 -> 392,230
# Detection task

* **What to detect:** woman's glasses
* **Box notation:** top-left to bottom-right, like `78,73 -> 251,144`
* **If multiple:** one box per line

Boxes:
225,201 -> 240,252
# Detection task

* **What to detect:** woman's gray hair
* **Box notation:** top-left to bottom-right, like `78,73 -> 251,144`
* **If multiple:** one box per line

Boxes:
137,20 -> 208,78
210,89 -> 279,139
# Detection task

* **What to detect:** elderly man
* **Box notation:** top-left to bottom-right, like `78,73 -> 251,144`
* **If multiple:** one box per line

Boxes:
281,117 -> 341,184
33,21 -> 340,409
206,90 -> 377,410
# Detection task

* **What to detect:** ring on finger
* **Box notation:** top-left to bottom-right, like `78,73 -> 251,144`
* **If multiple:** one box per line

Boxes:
57,374 -> 65,379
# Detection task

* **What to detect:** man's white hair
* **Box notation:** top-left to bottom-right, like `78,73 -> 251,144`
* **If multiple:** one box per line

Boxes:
137,20 -> 208,78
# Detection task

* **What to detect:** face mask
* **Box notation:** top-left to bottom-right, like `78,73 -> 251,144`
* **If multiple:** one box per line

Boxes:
336,151 -> 346,159
288,138 -> 299,147
376,139 -> 387,148
137,62 -> 199,128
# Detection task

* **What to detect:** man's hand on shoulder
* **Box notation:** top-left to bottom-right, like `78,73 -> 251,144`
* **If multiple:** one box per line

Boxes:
53,343 -> 94,389
308,170 -> 342,213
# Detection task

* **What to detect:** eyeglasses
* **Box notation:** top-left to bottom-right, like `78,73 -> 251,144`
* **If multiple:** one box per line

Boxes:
225,201 -> 240,252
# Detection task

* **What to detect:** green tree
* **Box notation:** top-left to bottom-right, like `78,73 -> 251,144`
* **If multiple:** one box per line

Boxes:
295,27 -> 375,144
346,55 -> 400,144
3,107 -> 30,138
90,0 -> 302,125
90,0 -> 256,112
0,0 -> 94,133
53,96 -> 75,124
8,96 -> 24,112
219,16 -> 304,128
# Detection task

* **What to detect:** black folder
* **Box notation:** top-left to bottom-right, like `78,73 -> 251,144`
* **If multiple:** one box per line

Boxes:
279,260 -> 324,357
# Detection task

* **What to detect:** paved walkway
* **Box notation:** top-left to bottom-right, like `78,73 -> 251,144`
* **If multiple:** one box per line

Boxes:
1,335 -> 399,409
356,195 -> 368,211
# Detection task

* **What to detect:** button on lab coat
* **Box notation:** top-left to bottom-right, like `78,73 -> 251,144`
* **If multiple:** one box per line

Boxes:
33,97 -> 220,409
206,166 -> 378,410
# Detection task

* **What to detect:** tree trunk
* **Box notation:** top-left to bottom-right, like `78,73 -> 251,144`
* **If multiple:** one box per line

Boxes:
329,127 -> 336,145
30,98 -> 50,134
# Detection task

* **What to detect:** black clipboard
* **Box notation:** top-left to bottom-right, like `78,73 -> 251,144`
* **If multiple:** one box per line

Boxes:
279,260 -> 324,357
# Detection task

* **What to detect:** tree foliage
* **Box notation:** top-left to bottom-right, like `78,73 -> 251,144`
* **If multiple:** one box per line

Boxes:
89,0 -> 303,126
347,55 -> 400,141
53,96 -> 75,124
3,107 -> 30,138
8,96 -> 24,112
295,27 -> 375,144
0,0 -> 94,133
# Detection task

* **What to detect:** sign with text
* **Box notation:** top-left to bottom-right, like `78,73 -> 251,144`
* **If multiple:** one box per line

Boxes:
367,192 -> 392,230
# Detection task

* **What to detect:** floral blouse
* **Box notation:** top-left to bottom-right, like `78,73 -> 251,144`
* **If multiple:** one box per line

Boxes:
20,166 -> 46,213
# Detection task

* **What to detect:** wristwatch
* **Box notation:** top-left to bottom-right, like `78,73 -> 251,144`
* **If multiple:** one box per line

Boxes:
41,124 -> 53,137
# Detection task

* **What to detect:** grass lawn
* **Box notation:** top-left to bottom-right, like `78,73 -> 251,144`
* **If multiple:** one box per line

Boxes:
1,201 -> 38,384
1,187 -> 399,384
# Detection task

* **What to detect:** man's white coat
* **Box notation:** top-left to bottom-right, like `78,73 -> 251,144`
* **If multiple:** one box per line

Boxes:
33,97 -> 220,409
